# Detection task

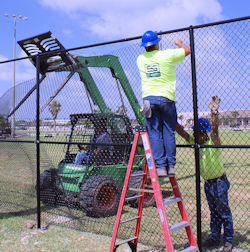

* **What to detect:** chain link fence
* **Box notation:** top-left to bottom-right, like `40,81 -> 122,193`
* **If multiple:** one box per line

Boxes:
0,17 -> 249,251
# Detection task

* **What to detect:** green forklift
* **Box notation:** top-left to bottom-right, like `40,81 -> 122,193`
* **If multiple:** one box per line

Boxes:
15,32 -> 162,218
39,113 -> 151,217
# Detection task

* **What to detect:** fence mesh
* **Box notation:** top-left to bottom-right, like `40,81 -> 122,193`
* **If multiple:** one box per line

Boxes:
192,20 -> 249,250
0,18 -> 249,251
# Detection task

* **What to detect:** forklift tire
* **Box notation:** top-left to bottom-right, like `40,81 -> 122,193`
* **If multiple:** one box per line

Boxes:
126,171 -> 156,208
39,168 -> 58,205
79,175 -> 121,218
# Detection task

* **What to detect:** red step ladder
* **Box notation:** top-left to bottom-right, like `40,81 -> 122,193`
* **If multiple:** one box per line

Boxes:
109,126 -> 199,252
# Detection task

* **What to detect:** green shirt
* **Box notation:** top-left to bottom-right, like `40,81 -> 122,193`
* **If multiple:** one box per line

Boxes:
137,48 -> 185,101
188,135 -> 225,180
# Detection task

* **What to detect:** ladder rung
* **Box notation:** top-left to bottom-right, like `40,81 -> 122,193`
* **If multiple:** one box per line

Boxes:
125,195 -> 143,201
180,246 -> 198,252
163,197 -> 182,205
134,154 -> 145,158
144,184 -> 171,191
128,188 -> 154,193
130,172 -> 146,177
120,216 -> 140,224
115,236 -> 137,246
170,221 -> 189,232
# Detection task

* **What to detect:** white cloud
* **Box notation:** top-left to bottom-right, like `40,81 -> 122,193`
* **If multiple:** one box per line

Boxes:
62,29 -> 73,36
40,0 -> 224,40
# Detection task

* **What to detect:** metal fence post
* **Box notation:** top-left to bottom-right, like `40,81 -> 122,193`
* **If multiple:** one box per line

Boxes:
189,25 -> 202,251
36,55 -> 41,229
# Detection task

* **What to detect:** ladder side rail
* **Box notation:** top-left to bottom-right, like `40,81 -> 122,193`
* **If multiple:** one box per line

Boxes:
133,161 -> 148,247
169,177 -> 199,249
109,132 -> 140,252
141,132 -> 175,251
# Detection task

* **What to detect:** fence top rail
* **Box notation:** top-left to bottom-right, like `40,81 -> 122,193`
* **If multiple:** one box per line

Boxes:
0,15 -> 249,65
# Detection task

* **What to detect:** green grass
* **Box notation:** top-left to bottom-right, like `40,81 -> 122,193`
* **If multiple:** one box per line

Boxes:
0,215 -> 151,252
0,129 -> 249,251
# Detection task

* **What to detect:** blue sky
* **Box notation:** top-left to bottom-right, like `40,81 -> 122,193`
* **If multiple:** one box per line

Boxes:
0,0 -> 249,118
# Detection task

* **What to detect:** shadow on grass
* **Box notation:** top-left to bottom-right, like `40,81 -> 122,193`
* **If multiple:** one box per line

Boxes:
0,198 -> 128,222
0,205 -> 55,220
200,231 -> 249,251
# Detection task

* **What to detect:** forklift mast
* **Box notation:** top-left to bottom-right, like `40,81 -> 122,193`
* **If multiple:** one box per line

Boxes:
15,31 -> 144,125
76,55 -> 144,125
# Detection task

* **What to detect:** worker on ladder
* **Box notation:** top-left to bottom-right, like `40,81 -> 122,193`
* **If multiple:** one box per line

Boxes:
110,31 -> 199,252
109,126 -> 199,252
137,30 -> 191,177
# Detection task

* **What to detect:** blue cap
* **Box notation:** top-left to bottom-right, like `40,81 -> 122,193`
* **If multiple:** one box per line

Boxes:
141,30 -> 161,47
191,118 -> 211,132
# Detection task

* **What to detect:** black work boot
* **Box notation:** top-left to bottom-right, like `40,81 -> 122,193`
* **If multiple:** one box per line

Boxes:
202,237 -> 220,248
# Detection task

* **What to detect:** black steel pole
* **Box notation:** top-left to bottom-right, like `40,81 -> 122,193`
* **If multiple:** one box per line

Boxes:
189,26 -> 202,251
36,55 -> 41,229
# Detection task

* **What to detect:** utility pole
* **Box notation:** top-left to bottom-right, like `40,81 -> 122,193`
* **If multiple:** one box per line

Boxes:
4,14 -> 28,138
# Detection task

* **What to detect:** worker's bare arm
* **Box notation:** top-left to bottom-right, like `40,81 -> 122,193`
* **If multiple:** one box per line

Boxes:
208,96 -> 220,145
174,38 -> 191,56
176,122 -> 190,142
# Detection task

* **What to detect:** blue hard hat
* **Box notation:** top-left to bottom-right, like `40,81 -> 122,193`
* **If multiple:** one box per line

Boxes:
141,30 -> 161,47
191,118 -> 211,132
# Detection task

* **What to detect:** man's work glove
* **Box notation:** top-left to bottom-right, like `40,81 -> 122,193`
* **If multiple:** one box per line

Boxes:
208,95 -> 220,115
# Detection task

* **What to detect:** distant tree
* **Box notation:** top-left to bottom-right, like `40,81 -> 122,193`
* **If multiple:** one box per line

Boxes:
0,114 -> 10,129
231,110 -> 239,118
0,114 -> 6,128
221,116 -> 229,126
93,109 -> 101,113
65,121 -> 71,126
93,107 -> 112,114
231,110 -> 239,127
16,120 -> 27,126
0,114 -> 10,136
116,105 -> 127,115
49,101 -> 61,134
